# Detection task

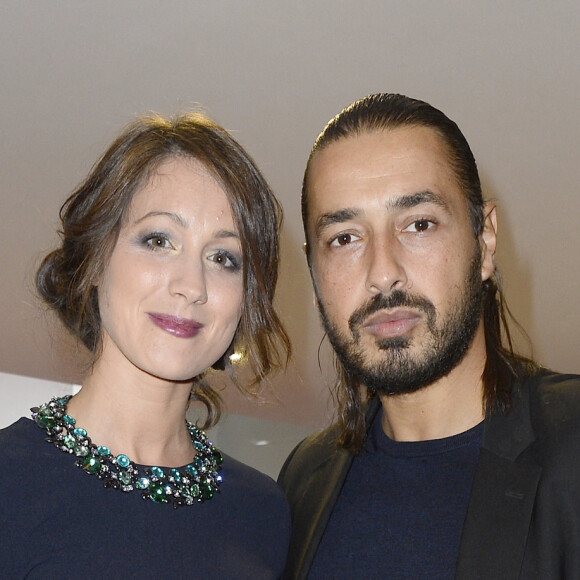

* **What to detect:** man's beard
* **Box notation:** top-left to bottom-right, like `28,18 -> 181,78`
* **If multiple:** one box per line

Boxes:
316,252 -> 484,396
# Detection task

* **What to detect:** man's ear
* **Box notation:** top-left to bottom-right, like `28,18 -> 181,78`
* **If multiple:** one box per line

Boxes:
303,241 -> 314,271
480,202 -> 497,282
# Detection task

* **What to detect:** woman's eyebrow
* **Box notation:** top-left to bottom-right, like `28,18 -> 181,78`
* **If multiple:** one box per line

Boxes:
134,211 -> 240,241
214,229 -> 240,240
133,210 -> 188,228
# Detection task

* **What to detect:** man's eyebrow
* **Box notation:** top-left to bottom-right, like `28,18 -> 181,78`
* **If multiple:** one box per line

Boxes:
314,208 -> 360,239
387,190 -> 449,211
314,190 -> 450,238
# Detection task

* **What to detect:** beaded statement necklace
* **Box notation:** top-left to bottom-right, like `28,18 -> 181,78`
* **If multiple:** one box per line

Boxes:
31,396 -> 223,508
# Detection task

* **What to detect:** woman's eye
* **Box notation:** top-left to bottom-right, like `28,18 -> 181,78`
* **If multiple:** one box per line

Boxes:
144,234 -> 172,249
209,251 -> 241,271
330,233 -> 358,247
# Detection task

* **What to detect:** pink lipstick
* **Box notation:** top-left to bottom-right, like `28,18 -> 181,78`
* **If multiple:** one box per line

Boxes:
148,313 -> 203,338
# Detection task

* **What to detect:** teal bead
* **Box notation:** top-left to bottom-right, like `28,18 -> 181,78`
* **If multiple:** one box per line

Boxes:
151,466 -> 164,479
185,464 -> 198,477
136,477 -> 150,490
63,414 -> 76,425
97,445 -> 110,456
116,454 -> 130,468
194,441 -> 204,451
170,468 -> 181,482
118,470 -> 132,485
82,456 -> 101,474
193,456 -> 203,469
63,434 -> 76,448
73,427 -> 87,438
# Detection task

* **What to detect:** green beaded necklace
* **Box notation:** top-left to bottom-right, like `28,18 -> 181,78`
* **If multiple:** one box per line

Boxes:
32,396 -> 223,508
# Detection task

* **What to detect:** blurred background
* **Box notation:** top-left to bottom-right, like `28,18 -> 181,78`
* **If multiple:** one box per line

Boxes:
1,1 -> 579,475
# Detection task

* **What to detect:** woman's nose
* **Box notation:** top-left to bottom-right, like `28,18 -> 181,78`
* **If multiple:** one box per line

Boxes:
168,258 -> 208,304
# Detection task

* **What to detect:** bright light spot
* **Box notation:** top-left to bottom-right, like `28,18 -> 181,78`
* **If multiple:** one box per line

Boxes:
229,352 -> 243,363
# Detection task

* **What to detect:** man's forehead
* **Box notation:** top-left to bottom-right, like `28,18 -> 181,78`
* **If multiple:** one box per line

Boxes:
311,124 -> 449,168
306,126 -> 460,213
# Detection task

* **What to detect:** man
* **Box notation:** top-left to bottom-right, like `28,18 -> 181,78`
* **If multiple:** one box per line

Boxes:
278,93 -> 580,579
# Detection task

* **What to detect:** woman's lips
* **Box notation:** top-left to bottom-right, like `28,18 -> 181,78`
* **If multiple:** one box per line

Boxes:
148,313 -> 203,338
361,309 -> 422,339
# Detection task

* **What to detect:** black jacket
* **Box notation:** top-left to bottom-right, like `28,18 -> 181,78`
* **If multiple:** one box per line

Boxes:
278,370 -> 580,579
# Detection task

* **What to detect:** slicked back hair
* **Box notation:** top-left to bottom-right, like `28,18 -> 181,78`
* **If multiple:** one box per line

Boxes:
302,93 -> 538,451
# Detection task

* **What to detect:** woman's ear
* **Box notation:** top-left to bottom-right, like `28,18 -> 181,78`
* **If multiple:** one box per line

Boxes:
480,202 -> 497,282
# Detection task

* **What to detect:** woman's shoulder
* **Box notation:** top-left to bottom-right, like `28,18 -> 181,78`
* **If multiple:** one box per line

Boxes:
0,417 -> 42,456
218,451 -> 289,519
0,418 -> 61,493
220,452 -> 287,500
0,418 -> 55,520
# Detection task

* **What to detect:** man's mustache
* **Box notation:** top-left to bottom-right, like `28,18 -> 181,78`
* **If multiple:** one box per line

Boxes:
348,290 -> 436,337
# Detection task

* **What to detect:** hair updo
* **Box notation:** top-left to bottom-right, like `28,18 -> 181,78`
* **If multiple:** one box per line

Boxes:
37,111 -> 290,425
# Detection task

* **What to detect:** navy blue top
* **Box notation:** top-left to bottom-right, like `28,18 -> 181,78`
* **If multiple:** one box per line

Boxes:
0,417 -> 290,579
309,411 -> 483,579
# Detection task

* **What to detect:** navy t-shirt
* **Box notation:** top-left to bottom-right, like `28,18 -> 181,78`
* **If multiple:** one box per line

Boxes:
309,411 -> 483,579
0,417 -> 290,579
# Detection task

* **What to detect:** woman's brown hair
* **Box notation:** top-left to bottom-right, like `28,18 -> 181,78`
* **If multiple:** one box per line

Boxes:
37,112 -> 290,427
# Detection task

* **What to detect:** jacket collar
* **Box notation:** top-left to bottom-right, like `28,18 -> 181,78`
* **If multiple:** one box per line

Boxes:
482,376 -> 535,459
456,374 -> 542,579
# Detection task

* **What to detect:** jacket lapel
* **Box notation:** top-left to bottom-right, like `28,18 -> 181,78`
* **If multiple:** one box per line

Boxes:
289,444 -> 353,579
456,449 -> 541,579
456,380 -> 542,579
282,398 -> 381,579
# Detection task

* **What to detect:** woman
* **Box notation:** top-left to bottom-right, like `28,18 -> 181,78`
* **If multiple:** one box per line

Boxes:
0,112 -> 291,578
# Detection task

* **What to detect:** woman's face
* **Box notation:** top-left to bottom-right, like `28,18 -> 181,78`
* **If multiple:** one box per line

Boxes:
97,157 -> 244,382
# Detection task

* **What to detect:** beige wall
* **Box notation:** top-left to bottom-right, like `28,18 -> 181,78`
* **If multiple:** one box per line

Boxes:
1,2 -> 579,430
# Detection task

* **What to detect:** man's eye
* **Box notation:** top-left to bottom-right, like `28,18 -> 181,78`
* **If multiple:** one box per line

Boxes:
330,233 -> 356,246
405,219 -> 434,233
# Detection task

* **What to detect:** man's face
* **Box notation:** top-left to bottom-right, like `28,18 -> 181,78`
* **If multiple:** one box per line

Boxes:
305,126 -> 496,395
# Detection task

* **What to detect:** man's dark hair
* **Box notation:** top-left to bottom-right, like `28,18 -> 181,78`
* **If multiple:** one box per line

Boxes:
302,93 -> 538,451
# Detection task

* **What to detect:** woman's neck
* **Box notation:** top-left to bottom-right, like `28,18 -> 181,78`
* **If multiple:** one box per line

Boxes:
65,361 -> 196,467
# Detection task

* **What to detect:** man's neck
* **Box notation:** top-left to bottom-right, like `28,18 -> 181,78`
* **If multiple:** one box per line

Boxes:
378,332 -> 487,442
